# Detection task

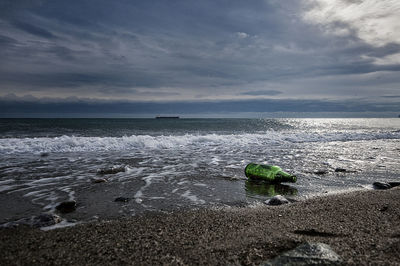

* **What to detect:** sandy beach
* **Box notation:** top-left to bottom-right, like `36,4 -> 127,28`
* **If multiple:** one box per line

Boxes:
1,187 -> 399,265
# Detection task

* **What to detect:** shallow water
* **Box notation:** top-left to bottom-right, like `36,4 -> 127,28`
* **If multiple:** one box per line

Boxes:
0,118 -> 399,226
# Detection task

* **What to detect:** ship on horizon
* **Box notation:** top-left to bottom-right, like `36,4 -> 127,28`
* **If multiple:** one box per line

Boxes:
155,116 -> 180,119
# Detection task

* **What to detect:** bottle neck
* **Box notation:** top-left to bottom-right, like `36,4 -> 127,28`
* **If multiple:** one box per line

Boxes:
276,171 -> 297,182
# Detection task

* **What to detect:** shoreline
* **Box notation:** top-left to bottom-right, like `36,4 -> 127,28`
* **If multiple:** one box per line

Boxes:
1,187 -> 400,265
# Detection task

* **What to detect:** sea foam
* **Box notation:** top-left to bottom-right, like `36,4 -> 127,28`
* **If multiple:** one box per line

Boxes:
0,131 -> 399,155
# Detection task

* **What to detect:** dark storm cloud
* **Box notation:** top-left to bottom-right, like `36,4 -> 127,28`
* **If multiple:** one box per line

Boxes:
11,20 -> 55,39
0,34 -> 18,45
0,0 -> 399,109
365,43 -> 400,58
0,71 -> 170,89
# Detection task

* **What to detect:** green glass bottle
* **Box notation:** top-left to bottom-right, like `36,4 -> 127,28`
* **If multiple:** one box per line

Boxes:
244,163 -> 296,183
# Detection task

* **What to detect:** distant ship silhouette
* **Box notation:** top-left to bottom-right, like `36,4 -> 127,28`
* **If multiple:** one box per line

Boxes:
155,116 -> 180,119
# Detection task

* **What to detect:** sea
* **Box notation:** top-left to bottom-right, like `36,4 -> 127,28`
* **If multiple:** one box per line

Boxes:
0,118 -> 399,228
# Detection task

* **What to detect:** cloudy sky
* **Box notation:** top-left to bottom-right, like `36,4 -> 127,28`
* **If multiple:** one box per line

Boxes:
0,0 -> 399,116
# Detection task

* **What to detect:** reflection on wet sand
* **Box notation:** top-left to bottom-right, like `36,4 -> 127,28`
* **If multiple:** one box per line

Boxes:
245,180 -> 298,197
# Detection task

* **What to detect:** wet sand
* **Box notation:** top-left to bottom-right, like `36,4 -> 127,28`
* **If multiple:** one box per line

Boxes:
1,187 -> 400,265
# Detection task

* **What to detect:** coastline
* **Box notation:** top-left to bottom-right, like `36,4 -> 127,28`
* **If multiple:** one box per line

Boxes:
1,187 -> 400,265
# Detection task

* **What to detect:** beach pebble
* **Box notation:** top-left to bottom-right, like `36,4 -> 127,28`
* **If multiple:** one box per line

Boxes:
265,195 -> 290,206
262,242 -> 342,265
373,182 -> 392,190
1,214 -> 62,228
32,214 -> 62,227
379,206 -> 388,212
92,178 -> 107,183
114,197 -> 130,202
97,166 -> 125,175
56,200 -> 77,213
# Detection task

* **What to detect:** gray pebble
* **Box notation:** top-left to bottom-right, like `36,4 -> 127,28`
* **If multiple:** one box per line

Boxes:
265,195 -> 290,206
262,242 -> 342,265
373,182 -> 392,190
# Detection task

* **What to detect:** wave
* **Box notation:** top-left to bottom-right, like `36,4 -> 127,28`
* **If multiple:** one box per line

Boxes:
0,131 -> 399,154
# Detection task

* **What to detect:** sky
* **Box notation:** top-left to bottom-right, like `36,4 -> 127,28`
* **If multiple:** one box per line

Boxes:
0,0 -> 399,117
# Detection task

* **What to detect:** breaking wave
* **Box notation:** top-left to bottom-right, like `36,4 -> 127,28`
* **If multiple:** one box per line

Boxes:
0,130 -> 399,155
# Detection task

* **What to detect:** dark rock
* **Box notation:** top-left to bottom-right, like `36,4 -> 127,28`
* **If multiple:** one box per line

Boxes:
97,166 -> 125,175
262,242 -> 342,265
314,170 -> 328,175
334,168 -> 346,172
388,182 -> 400,188
31,214 -> 62,227
92,178 -> 107,183
56,200 -> 77,213
114,197 -> 130,202
379,206 -> 388,212
373,182 -> 392,190
265,195 -> 290,206
1,214 -> 62,228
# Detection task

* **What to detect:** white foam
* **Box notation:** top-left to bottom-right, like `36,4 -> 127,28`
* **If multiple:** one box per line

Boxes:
134,190 -> 143,198
40,220 -> 79,231
133,174 -> 160,204
10,182 -> 59,194
1,131 -> 398,155
0,179 -> 15,185
125,166 -> 146,175
181,190 -> 205,204
23,189 -> 50,197
0,184 -> 19,192
210,157 -> 221,165
148,196 -> 166,200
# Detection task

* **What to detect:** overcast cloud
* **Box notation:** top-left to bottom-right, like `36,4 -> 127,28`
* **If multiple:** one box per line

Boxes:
0,0 -> 399,115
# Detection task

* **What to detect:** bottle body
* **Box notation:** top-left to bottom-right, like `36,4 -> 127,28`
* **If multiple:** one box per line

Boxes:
245,163 -> 296,183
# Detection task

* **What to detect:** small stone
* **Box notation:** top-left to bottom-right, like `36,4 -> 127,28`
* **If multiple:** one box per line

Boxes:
56,200 -> 77,213
114,197 -> 130,202
334,168 -> 346,172
32,214 -> 62,227
262,242 -> 342,265
97,166 -> 125,175
373,182 -> 392,190
314,170 -> 328,175
265,195 -> 290,206
92,178 -> 107,183
379,206 -> 388,212
1,213 -> 62,228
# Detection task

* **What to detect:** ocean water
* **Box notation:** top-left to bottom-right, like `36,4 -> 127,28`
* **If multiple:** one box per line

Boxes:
0,118 -> 399,226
